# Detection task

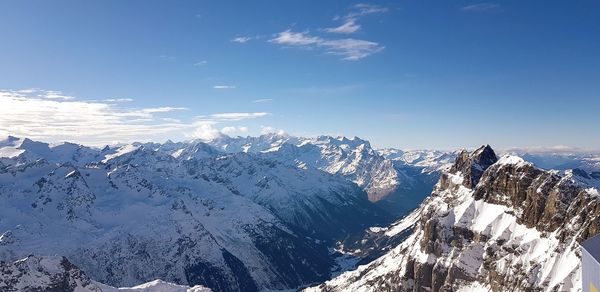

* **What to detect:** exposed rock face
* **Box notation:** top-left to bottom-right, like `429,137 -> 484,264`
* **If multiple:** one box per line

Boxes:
307,146 -> 600,292
448,144 -> 498,189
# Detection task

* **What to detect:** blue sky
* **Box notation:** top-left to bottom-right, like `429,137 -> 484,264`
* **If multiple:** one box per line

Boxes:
0,0 -> 599,150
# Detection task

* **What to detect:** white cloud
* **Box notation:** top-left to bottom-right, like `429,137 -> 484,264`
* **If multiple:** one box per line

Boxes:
325,4 -> 387,34
221,126 -> 249,136
322,38 -> 383,60
347,3 -> 388,18
270,30 -> 321,46
194,60 -> 208,66
206,112 -> 270,121
138,107 -> 188,114
461,3 -> 500,12
105,98 -> 134,102
231,36 -> 252,43
260,126 -> 286,136
0,89 -> 271,146
162,118 -> 182,123
270,30 -> 383,60
324,19 -> 361,34
252,98 -> 273,103
213,85 -> 236,89
42,90 -> 76,100
0,90 -> 190,146
186,122 -> 221,140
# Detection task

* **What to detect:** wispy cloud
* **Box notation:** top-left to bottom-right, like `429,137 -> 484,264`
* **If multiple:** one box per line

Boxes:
0,89 -> 271,145
271,31 -> 321,46
105,98 -> 134,102
253,98 -> 273,103
14,89 -> 76,100
324,19 -> 361,34
213,85 -> 236,89
231,36 -> 253,43
325,4 -> 388,34
346,3 -> 389,18
158,55 -> 176,60
193,60 -> 208,66
461,3 -> 501,12
270,30 -> 383,60
204,112 -> 270,121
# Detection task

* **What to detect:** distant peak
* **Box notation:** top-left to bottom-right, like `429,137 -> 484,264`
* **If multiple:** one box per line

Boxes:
6,135 -> 20,142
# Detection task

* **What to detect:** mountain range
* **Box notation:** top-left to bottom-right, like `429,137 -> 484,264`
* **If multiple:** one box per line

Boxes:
1,134 -> 599,291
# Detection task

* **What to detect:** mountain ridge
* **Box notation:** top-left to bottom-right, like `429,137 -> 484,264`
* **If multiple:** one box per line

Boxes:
307,145 -> 600,292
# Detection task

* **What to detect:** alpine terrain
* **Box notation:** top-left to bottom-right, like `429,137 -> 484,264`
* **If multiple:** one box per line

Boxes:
307,145 -> 600,291
0,135 -> 389,291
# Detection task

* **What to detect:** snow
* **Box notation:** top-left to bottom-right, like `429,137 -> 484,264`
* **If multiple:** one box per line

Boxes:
116,279 -> 212,292
102,144 -> 140,163
0,255 -> 212,292
0,147 -> 24,158
496,155 -> 527,166
0,136 -> 386,291
310,159 -> 592,292
457,282 -> 491,292
384,207 -> 421,237
586,188 -> 599,197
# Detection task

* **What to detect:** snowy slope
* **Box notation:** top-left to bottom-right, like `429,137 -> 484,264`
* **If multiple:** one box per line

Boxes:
308,146 -> 600,292
0,256 -> 211,292
0,137 -> 386,291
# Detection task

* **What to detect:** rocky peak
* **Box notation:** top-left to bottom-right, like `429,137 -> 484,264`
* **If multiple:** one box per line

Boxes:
449,144 -> 498,188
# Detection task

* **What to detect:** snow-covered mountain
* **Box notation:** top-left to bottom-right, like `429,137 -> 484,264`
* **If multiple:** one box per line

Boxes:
307,145 -> 600,291
511,152 -> 600,172
378,148 -> 457,174
0,256 -> 211,292
202,134 -> 456,216
0,136 -> 387,291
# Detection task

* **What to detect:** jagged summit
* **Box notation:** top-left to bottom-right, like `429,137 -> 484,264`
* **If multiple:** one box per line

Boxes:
449,144 -> 498,188
472,144 -> 498,167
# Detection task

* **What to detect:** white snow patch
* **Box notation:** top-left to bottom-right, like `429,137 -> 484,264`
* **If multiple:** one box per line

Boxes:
102,144 -> 140,163
496,155 -> 527,166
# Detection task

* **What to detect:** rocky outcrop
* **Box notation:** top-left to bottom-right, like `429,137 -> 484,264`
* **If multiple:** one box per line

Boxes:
308,146 -> 600,292
448,144 -> 498,188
